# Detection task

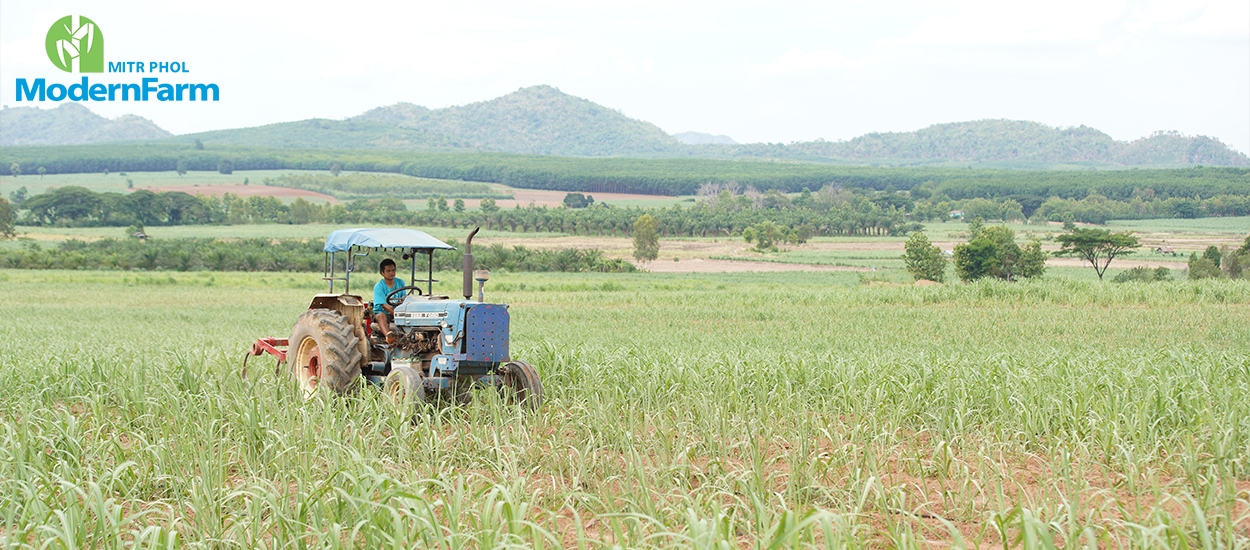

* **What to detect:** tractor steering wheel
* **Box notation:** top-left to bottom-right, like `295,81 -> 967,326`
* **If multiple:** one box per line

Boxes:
385,285 -> 424,307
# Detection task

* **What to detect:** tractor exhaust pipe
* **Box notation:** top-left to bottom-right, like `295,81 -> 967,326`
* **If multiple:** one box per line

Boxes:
463,227 -> 480,300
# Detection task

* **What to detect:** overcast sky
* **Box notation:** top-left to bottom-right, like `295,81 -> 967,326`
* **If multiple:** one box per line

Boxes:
2,0 -> 1247,153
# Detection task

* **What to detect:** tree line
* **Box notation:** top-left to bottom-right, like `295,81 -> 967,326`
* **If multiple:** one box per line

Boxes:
5,185 -> 924,237
6,183 -> 1248,245
0,237 -> 635,274
3,143 -> 1247,199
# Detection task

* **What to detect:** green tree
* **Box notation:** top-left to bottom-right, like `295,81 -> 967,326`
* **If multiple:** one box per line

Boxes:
480,197 -> 499,213
9,186 -> 27,206
954,225 -> 1044,282
1202,245 -> 1221,268
903,232 -> 946,282
967,216 -> 984,237
954,238 -> 997,282
633,214 -> 659,263
1188,252 -> 1222,280
1223,251 -> 1242,279
37,167 -> 46,179
176,158 -> 187,177
288,197 -> 322,224
194,139 -> 204,150
1018,239 -> 1047,279
453,198 -> 465,213
330,163 -> 343,177
743,221 -> 784,252
0,198 -> 14,239
563,193 -> 592,208
217,158 -> 233,175
1054,228 -> 1141,280
9,163 -> 20,178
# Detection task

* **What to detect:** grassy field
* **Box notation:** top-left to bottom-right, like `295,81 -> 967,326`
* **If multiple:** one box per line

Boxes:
1108,216 -> 1250,234
0,269 -> 1247,548
0,170 -> 316,195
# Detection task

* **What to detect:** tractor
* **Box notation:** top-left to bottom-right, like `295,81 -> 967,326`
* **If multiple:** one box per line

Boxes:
245,227 -> 542,410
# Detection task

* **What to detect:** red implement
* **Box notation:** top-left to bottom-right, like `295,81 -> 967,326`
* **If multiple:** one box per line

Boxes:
249,337 -> 289,362
241,337 -> 289,380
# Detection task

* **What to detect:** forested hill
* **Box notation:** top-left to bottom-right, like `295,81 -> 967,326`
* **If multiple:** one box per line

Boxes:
686,120 -> 1250,166
0,103 -> 171,146
351,85 -> 681,156
6,92 -> 1247,166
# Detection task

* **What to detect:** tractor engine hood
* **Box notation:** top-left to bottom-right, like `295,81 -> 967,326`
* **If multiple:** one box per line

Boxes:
393,298 -> 510,363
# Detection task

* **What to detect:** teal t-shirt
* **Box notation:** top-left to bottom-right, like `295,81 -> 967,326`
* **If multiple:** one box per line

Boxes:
373,278 -> 406,314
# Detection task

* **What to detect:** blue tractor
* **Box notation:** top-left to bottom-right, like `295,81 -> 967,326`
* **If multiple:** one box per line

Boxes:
246,227 -> 542,409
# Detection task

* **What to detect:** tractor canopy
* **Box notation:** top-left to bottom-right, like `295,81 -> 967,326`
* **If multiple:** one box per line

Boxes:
323,228 -> 455,253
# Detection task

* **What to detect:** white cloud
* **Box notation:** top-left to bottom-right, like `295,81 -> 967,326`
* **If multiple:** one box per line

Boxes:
765,47 -> 860,74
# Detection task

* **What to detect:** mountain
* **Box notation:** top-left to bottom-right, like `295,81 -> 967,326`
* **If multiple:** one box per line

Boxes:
673,131 -> 737,145
6,93 -> 1246,167
349,85 -> 679,156
183,85 -> 679,156
686,120 -> 1250,166
0,103 -> 171,146
178,118 -> 467,150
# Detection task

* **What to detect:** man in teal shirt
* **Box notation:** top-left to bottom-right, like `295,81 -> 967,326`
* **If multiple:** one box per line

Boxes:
373,258 -> 406,337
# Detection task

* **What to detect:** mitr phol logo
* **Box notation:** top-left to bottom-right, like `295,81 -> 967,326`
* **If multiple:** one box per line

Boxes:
46,15 -> 104,73
17,15 -> 220,103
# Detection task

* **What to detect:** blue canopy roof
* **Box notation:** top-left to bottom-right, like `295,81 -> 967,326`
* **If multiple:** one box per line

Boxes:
323,228 -> 455,253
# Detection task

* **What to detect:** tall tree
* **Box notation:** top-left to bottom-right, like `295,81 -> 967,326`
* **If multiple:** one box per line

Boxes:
1054,228 -> 1141,280
632,214 -> 659,263
903,231 -> 946,282
954,225 -> 1044,282
0,198 -> 14,239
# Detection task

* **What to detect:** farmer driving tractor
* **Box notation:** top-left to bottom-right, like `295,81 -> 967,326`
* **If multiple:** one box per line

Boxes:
373,258 -> 404,337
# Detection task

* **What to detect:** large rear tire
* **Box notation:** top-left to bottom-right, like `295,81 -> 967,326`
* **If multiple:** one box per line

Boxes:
499,361 -> 543,411
289,309 -> 363,398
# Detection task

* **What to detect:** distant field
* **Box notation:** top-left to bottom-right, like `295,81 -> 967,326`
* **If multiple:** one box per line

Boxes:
0,170 -> 695,211
1108,216 -> 1250,233
0,169 -> 313,196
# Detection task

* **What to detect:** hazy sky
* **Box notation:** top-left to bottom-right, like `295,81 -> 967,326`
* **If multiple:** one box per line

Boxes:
3,0 -> 1248,153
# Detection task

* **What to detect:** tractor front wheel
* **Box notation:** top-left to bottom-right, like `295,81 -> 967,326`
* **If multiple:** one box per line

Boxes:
289,309 -> 363,398
499,361 -> 543,411
386,366 -> 426,410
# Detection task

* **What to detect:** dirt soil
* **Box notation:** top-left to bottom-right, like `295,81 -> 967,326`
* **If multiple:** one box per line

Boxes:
143,184 -> 337,202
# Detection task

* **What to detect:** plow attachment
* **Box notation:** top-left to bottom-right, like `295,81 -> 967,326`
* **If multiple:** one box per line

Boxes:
241,337 -> 288,380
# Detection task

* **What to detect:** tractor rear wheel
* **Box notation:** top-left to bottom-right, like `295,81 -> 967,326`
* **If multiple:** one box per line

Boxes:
499,361 -> 543,411
289,309 -> 363,398
385,366 -> 426,410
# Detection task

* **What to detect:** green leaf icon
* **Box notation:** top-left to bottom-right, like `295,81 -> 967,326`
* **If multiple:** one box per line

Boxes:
45,15 -> 104,73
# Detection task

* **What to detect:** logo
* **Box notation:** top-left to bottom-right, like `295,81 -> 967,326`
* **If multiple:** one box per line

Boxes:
46,15 -> 105,73
18,15 -> 220,103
